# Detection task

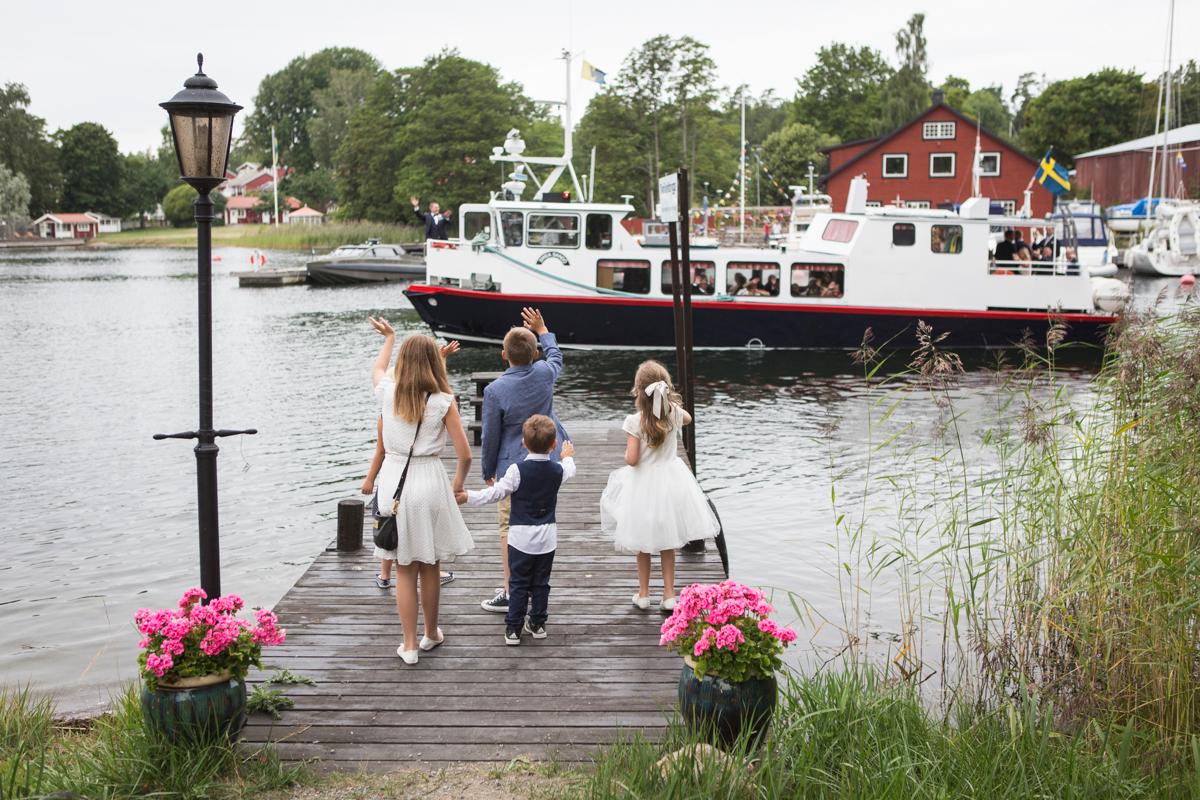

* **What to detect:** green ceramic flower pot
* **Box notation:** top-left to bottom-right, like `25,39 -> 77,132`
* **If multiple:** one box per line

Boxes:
677,659 -> 777,749
140,675 -> 246,743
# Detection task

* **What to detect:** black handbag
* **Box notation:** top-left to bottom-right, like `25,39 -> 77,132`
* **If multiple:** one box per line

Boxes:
372,394 -> 429,551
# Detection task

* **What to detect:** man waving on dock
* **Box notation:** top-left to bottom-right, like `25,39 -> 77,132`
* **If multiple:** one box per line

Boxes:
410,196 -> 452,240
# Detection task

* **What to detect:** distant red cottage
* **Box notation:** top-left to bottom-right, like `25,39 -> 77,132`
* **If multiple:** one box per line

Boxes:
32,213 -> 99,239
821,92 -> 1051,219
224,195 -> 303,225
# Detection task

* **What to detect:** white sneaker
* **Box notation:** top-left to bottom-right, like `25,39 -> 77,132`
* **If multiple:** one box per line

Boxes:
660,596 -> 677,612
419,628 -> 444,651
396,646 -> 418,665
632,593 -> 651,610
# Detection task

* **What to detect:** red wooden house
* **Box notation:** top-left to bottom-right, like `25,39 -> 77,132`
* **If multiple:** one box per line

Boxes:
821,91 -> 1051,218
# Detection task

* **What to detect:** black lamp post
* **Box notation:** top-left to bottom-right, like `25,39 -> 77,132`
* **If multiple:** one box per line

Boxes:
155,54 -> 255,601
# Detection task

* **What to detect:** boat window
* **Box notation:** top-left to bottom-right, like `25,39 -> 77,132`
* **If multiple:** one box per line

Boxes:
463,211 -> 491,241
501,211 -> 523,246
660,261 -> 717,295
821,219 -> 858,243
726,262 -> 780,297
585,214 -> 612,249
597,259 -> 650,294
892,223 -> 916,246
791,264 -> 845,298
931,224 -> 962,254
528,213 -> 580,248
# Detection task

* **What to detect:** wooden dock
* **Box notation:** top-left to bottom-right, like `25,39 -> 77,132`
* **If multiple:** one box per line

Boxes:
243,419 -> 725,769
232,268 -> 308,287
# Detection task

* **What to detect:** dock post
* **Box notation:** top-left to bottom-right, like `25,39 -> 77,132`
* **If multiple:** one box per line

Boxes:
337,499 -> 364,551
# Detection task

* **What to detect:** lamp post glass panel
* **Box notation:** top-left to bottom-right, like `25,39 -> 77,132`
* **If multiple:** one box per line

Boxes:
155,54 -> 254,602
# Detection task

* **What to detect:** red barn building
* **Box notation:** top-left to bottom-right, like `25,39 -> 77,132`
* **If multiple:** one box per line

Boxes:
821,91 -> 1051,218
1073,123 -> 1200,207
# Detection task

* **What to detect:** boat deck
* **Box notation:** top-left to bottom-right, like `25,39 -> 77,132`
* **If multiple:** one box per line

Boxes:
242,419 -> 724,769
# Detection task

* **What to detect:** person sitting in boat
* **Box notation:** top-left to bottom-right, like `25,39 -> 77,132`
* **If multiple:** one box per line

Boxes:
410,196 -> 452,240
764,275 -> 780,296
821,278 -> 842,298
745,276 -> 770,297
691,272 -> 713,295
994,229 -> 1016,264
730,272 -> 749,296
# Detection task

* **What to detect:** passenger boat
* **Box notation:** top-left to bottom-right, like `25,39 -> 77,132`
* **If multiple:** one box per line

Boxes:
306,240 -> 424,285
402,62 -> 1121,351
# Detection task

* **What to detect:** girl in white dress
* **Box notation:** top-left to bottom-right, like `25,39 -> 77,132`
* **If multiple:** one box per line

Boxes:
600,360 -> 719,612
369,318 -> 474,664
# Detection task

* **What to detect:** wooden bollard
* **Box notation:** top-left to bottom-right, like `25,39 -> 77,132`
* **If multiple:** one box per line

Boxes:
337,499 -> 364,551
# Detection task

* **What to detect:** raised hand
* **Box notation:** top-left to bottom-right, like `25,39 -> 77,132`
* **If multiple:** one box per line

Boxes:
368,316 -> 395,338
440,340 -> 461,359
410,195 -> 420,207
521,307 -> 548,335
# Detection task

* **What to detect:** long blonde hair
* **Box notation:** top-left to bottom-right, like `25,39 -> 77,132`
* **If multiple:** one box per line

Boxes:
632,360 -> 682,448
392,335 -> 452,423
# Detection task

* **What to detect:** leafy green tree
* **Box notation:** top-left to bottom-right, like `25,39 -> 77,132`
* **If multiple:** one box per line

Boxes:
0,162 -> 32,237
881,14 -> 932,129
759,123 -> 838,190
963,87 -> 1012,136
119,151 -> 174,223
335,70 -> 407,220
939,75 -> 972,110
1020,69 -> 1150,167
669,36 -> 718,201
0,83 -> 62,214
574,92 -> 652,212
163,183 -> 226,227
308,68 -> 377,171
792,44 -> 893,141
613,35 -> 678,205
281,168 -> 337,211
58,122 -> 122,214
1009,72 -> 1043,138
242,47 -> 380,171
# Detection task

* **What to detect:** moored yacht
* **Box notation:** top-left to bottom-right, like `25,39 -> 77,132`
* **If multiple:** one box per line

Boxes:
306,240 -> 424,285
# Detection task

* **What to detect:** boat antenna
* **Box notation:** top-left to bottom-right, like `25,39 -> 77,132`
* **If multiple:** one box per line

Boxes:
1159,0 -> 1174,202
971,117 -> 982,198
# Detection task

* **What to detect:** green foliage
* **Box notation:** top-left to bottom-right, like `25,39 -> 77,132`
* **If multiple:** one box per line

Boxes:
0,162 -> 32,225
334,69 -> 408,220
1174,59 -> 1200,126
246,685 -> 294,720
162,183 -> 227,228
792,44 -> 894,142
760,123 -> 838,189
0,686 -> 308,799
307,67 -> 377,172
119,151 -> 174,220
963,87 -> 1013,136
242,47 -> 381,171
264,669 -> 316,686
1020,69 -> 1151,167
940,75 -> 972,110
881,14 -> 932,129
281,167 -> 336,211
0,82 -> 62,215
57,122 -> 122,214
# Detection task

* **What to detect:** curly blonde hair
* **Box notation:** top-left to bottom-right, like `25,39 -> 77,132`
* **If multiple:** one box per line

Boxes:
631,360 -> 682,448
392,335 -> 452,422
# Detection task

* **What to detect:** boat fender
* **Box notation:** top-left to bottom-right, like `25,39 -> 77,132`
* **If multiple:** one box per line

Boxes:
1181,274 -> 1197,288
1091,277 -> 1131,313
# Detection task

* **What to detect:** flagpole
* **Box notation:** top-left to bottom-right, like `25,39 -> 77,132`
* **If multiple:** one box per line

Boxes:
739,92 -> 746,245
1160,0 -> 1174,201
271,125 -> 279,228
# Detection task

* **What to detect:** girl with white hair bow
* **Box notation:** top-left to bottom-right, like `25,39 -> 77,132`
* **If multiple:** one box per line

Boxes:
599,360 -> 720,612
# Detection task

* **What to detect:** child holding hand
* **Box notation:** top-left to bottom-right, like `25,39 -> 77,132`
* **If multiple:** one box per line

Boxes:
600,361 -> 719,612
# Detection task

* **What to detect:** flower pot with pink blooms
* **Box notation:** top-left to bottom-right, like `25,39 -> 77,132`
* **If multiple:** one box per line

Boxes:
135,588 -> 286,742
660,581 -> 797,749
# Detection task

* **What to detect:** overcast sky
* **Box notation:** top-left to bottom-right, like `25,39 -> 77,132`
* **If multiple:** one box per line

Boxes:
1,0 -> 1194,154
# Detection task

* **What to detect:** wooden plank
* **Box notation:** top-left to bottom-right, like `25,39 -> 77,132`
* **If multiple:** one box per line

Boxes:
241,419 -> 725,770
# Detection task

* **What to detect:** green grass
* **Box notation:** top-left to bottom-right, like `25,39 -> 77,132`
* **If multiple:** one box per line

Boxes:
585,670 -> 1180,799
96,221 -> 422,251
0,686 -> 309,799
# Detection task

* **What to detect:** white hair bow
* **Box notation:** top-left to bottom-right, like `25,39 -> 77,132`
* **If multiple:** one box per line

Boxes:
644,380 -> 669,418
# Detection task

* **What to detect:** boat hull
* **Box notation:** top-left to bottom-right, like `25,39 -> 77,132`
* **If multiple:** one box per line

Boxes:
403,285 -> 1114,350
306,260 -> 425,285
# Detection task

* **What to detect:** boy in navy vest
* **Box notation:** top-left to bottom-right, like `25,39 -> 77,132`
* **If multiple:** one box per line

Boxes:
459,415 -> 575,644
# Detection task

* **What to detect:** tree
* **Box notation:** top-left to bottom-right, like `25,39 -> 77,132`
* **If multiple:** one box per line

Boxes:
613,35 -> 679,208
574,92 -> 650,211
963,87 -> 1012,136
308,68 -> 378,171
759,123 -> 838,191
792,44 -> 893,141
281,168 -> 337,211
119,151 -> 174,223
0,162 -> 32,237
669,36 -> 718,202
0,83 -> 62,214
58,122 -> 122,214
241,48 -> 380,171
1020,69 -> 1150,168
1009,72 -> 1043,138
881,14 -> 931,129
334,70 -> 407,220
939,75 -> 972,110
163,183 -> 226,227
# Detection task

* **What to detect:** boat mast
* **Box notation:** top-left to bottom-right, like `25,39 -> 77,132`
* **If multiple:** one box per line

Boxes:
971,117 -> 982,198
1159,0 -> 1174,201
739,92 -> 746,244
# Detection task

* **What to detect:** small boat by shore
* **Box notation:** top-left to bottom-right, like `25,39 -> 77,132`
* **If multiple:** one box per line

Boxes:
305,240 -> 425,285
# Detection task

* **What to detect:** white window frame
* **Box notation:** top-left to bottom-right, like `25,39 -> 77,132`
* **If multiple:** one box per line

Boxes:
929,153 -> 956,178
527,213 -> 581,249
923,121 -> 956,140
865,201 -> 882,208
904,200 -> 931,209
996,199 -> 1016,215
881,153 -> 908,178
979,152 -> 1001,177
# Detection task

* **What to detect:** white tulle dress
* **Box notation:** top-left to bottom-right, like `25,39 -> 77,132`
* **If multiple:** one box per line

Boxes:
600,406 -> 720,554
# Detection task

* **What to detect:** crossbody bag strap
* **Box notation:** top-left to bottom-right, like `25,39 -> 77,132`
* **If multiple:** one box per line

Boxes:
391,392 -> 431,507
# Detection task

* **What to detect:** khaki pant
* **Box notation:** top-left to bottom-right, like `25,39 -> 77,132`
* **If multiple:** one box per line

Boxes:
498,496 -> 510,542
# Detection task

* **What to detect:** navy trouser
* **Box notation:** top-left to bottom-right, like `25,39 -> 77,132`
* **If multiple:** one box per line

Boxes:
506,545 -> 555,629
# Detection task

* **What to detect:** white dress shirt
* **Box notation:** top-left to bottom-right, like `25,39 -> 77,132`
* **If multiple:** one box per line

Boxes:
468,453 -> 576,555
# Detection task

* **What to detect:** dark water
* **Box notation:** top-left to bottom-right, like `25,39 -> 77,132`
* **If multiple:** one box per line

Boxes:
0,246 -> 1188,712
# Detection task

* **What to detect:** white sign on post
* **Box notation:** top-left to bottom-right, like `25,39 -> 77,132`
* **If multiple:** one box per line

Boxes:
658,173 -> 679,222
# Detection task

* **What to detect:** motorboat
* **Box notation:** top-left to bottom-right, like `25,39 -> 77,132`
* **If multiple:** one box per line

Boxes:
1051,201 -> 1119,278
1107,198 -> 1164,235
306,240 -> 424,285
401,58 -> 1120,350
1126,201 -> 1200,277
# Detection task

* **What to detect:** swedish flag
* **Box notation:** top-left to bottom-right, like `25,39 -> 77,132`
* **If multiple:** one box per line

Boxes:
581,60 -> 606,85
1034,148 -> 1071,196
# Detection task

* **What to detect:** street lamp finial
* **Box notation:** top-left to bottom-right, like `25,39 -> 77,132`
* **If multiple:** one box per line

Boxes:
197,53 -> 204,74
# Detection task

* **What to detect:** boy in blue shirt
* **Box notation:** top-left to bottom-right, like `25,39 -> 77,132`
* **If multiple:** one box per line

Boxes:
459,415 -> 575,644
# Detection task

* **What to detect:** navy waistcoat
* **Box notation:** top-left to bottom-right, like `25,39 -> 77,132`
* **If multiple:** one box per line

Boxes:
509,460 -> 564,526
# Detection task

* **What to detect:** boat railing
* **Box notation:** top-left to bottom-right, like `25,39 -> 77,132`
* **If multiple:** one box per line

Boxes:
988,258 -> 1082,277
